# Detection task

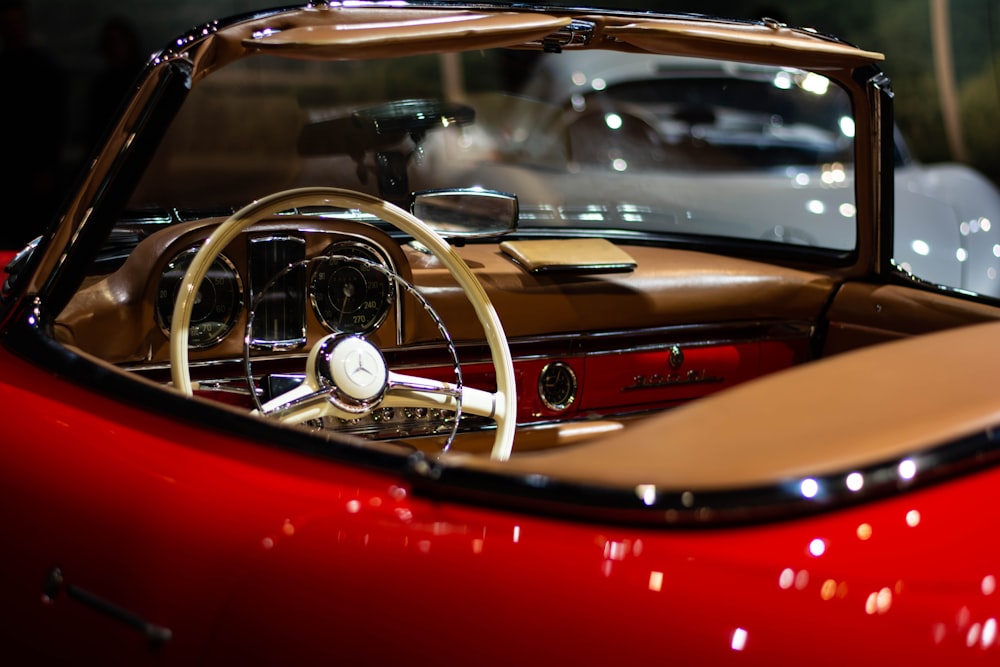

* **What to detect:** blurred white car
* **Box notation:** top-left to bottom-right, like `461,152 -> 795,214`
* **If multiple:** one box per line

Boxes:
508,50 -> 1000,297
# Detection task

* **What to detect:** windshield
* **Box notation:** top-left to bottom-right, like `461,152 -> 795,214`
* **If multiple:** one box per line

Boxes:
130,48 -> 857,251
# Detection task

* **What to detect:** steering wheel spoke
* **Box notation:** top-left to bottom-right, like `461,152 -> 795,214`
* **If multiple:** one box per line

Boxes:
385,371 -> 498,419
257,381 -> 333,423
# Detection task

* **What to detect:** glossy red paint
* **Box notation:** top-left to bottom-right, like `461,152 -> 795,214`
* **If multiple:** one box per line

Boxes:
3,343 -> 999,664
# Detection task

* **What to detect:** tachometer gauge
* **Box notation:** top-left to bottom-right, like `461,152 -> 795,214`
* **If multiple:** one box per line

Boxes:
155,247 -> 243,348
310,242 -> 393,334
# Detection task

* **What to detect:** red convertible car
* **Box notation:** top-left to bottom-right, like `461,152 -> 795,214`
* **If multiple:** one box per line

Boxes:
3,2 -> 1000,663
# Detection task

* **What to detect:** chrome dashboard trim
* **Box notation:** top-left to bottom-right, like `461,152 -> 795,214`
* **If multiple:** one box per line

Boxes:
247,235 -> 308,350
127,319 -> 814,372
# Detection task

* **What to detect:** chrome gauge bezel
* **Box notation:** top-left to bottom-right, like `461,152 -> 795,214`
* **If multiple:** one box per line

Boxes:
155,247 -> 244,348
309,240 -> 394,335
538,360 -> 578,411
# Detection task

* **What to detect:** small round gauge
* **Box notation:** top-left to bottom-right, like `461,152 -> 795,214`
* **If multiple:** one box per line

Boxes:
310,242 -> 393,334
538,361 -> 578,411
155,248 -> 243,348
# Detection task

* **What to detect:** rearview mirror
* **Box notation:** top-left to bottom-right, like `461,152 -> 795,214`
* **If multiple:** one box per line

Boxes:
412,189 -> 518,239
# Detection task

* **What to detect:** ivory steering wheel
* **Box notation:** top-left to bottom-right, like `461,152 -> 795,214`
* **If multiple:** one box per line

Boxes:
169,187 -> 516,461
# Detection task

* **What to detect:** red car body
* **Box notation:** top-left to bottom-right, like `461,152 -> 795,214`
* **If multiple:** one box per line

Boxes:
4,342 -> 1000,663
2,3 -> 1000,664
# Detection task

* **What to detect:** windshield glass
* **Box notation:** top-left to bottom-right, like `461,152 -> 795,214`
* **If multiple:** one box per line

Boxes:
130,48 -> 857,251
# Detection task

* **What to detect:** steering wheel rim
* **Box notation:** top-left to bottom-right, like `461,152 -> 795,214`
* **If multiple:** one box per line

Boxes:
169,187 -> 517,461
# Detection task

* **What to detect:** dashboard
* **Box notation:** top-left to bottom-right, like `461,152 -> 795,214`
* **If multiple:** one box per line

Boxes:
56,214 -> 834,450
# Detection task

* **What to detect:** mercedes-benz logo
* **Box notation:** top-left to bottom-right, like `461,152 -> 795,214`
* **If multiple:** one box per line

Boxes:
348,350 -> 376,385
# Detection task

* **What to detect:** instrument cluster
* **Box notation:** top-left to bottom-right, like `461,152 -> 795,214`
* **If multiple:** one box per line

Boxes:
155,232 -> 396,350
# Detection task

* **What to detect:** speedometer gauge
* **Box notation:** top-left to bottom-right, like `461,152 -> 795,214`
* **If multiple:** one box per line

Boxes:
310,242 -> 393,334
155,247 -> 243,348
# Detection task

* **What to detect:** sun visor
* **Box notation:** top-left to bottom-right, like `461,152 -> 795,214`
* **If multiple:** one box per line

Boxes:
242,12 -> 573,60
605,21 -> 884,69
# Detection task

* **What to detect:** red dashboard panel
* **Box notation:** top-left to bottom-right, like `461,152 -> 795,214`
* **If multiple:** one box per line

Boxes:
580,341 -> 798,412
181,334 -> 810,437
436,338 -> 807,424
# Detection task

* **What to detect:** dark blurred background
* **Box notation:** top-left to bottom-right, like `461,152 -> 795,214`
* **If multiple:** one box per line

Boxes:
2,0 -> 998,212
